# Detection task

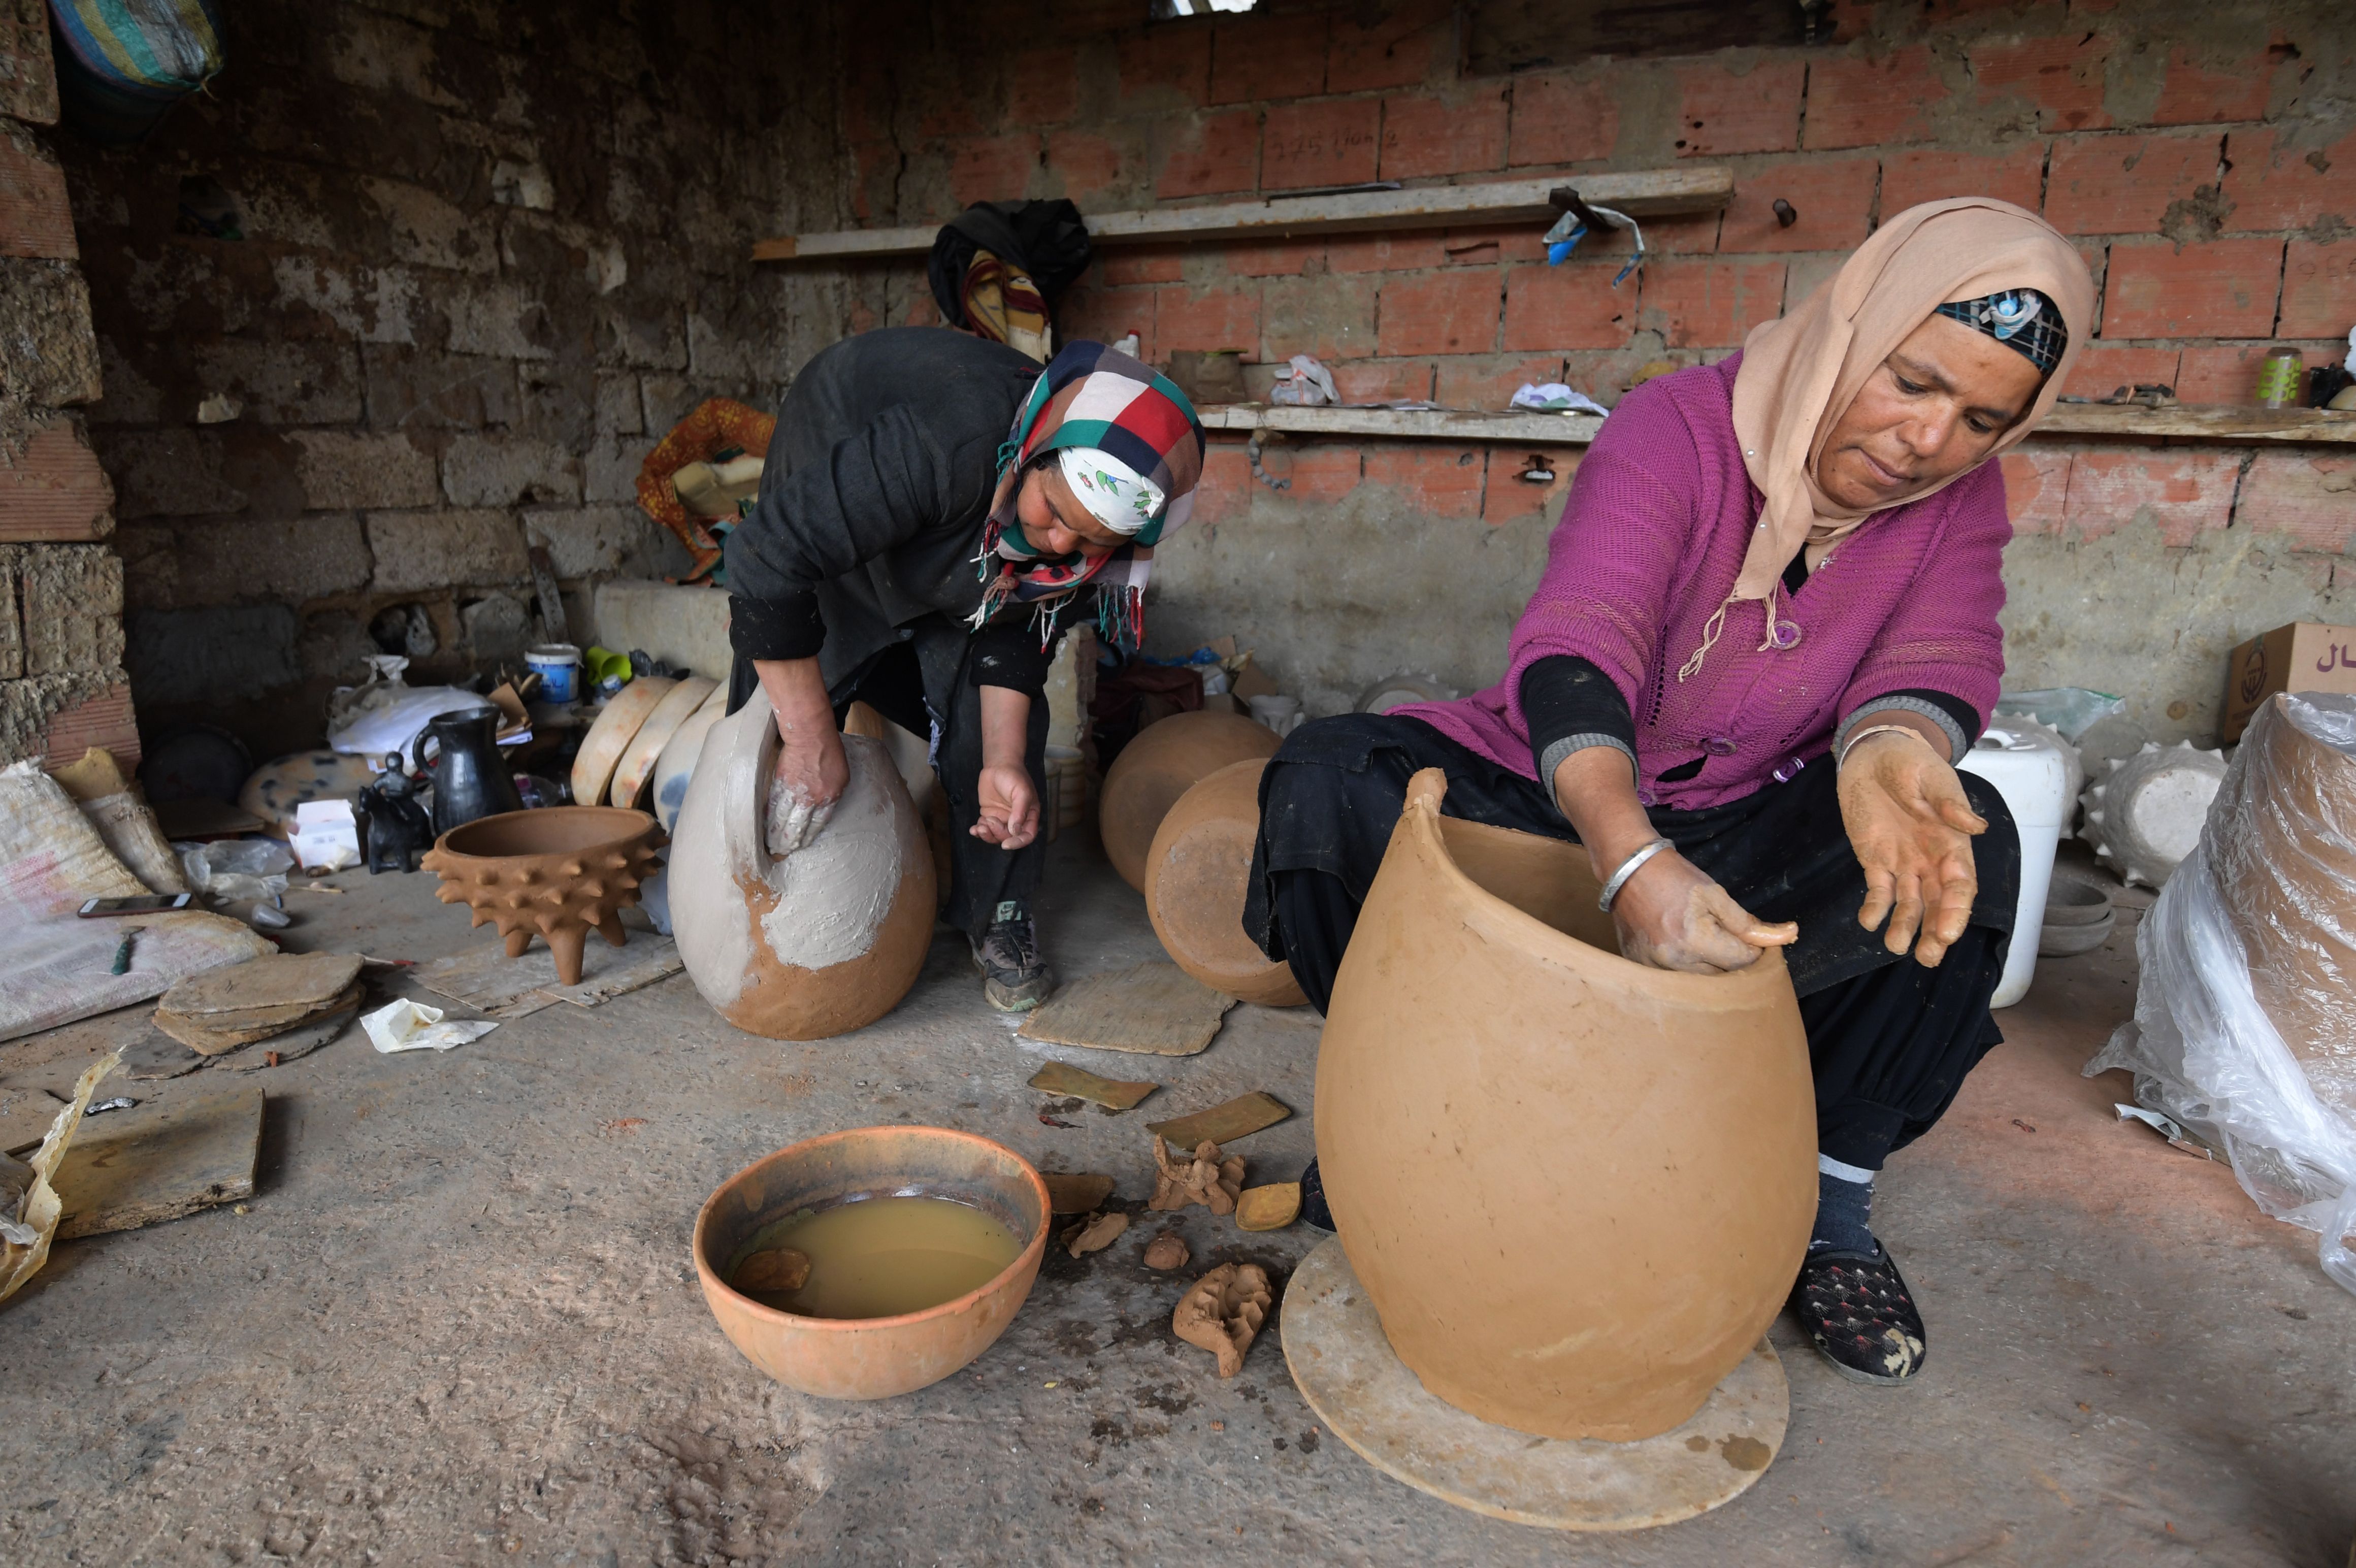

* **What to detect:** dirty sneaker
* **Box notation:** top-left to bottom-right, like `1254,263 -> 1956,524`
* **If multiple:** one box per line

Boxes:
1789,1241 -> 1928,1385
971,900 -> 1053,1012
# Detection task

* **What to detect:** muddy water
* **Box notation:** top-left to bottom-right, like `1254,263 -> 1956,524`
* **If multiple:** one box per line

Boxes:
731,1195 -> 1022,1319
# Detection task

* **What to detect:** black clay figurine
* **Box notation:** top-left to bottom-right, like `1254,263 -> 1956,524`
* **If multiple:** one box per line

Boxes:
357,770 -> 436,873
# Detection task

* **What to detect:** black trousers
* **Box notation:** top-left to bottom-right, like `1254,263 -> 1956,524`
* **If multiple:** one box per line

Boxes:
1245,713 -> 2018,1172
728,627 -> 1049,940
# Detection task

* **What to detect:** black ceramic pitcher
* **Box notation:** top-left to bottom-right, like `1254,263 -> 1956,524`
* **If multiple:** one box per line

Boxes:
410,709 -> 525,836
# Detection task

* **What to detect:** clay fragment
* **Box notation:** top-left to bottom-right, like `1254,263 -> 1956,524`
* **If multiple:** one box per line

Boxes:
1149,1136 -> 1244,1217
1234,1183 -> 1300,1232
1145,1091 -> 1290,1151
1061,1210 -> 1129,1257
1173,1262 -> 1272,1378
1043,1172 -> 1117,1215
1028,1061 -> 1159,1112
733,1247 -> 812,1295
1143,1231 -> 1190,1271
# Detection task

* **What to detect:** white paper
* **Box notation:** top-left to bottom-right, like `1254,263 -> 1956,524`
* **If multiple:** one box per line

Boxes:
363,998 -> 497,1054
290,799 -> 362,871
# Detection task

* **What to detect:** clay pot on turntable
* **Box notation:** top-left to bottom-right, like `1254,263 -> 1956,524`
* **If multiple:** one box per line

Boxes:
421,806 -> 667,985
1098,709 -> 1280,891
1144,759 -> 1304,1006
1315,769 -> 1815,1443
670,690 -> 936,1040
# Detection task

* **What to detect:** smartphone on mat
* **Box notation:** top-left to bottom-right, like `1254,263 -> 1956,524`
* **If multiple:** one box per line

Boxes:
78,894 -> 193,917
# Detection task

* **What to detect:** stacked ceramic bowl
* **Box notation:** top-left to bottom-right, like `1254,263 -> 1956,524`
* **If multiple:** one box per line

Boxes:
2039,871 -> 2116,957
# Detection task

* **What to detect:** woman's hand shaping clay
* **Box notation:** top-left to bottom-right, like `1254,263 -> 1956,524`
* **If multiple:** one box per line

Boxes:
1838,727 -> 1985,967
755,656 -> 848,857
1611,847 -> 1798,974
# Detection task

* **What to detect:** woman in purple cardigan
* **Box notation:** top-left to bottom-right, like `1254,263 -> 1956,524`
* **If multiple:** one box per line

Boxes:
1248,201 -> 2095,1386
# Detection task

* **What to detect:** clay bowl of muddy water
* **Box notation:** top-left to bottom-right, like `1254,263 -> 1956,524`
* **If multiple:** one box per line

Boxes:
693,1125 -> 1052,1400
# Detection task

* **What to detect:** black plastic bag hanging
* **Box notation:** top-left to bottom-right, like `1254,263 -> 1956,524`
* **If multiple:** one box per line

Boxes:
928,200 -> 1093,330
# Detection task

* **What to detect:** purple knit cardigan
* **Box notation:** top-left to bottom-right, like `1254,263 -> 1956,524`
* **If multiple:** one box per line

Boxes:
1396,354 -> 2010,812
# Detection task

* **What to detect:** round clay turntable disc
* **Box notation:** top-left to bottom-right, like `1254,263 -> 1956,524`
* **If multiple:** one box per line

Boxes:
1281,1237 -> 1788,1531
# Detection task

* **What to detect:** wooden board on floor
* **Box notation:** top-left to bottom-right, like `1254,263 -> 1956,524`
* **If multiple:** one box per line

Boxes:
0,1087 -> 65,1156
417,933 -> 681,1018
1018,963 -> 1235,1056
52,1084 -> 263,1240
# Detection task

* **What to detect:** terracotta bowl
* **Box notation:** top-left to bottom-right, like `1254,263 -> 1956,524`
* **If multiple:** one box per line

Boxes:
421,805 -> 665,985
692,1126 -> 1051,1400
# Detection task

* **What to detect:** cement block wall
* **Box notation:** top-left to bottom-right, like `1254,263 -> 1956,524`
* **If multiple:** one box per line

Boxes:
52,0 -> 847,760
826,0 -> 2356,745
0,0 -> 133,770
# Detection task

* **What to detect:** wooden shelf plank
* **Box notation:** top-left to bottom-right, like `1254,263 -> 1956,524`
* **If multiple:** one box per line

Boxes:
754,167 -> 1735,263
1199,401 -> 2356,447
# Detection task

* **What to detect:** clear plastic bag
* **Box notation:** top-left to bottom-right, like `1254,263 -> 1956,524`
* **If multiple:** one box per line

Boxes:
2087,693 -> 2356,1294
174,838 -> 294,905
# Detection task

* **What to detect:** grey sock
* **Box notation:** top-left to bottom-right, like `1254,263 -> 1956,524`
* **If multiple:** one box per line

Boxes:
1810,1158 -> 1876,1256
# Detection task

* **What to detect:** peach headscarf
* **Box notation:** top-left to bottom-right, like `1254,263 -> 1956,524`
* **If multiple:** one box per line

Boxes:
1683,199 -> 2094,679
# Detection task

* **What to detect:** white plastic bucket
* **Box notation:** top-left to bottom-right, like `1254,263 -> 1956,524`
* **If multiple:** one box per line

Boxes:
527,643 -> 582,704
1958,724 -> 2073,1008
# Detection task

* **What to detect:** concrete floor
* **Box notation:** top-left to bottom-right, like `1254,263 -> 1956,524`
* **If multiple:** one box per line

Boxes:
2,832 -> 2351,1567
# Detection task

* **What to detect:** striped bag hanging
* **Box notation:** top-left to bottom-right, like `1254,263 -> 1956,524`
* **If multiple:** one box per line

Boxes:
47,0 -> 224,146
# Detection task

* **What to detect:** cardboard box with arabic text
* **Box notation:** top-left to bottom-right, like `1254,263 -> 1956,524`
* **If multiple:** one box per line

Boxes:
2222,622 -> 2356,743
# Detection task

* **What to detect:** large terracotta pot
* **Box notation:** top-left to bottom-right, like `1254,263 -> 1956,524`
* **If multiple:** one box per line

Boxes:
1317,769 -> 1815,1443
693,1126 -> 1050,1399
1098,709 -> 1280,891
670,690 -> 936,1040
1144,759 -> 1305,1006
420,805 -> 666,985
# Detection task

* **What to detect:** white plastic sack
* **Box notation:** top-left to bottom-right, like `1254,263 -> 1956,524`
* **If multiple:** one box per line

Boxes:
2088,693 -> 2356,1295
327,687 -> 490,761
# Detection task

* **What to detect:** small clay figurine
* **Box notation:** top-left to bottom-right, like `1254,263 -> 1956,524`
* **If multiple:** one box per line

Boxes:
355,771 -> 435,873
1143,1231 -> 1189,1271
1060,1210 -> 1129,1258
1149,1135 -> 1245,1216
1173,1262 -> 1271,1378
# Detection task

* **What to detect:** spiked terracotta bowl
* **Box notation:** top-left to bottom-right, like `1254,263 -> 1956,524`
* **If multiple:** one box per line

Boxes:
421,805 -> 666,984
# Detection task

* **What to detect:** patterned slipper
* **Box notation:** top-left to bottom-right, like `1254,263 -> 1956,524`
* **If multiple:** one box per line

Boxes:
1790,1243 -> 1927,1385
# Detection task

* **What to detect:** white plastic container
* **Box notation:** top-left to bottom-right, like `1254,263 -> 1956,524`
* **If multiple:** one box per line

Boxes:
1958,723 -> 2074,1008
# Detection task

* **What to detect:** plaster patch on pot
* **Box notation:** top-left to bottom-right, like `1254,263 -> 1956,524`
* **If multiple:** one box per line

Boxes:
756,742 -> 905,971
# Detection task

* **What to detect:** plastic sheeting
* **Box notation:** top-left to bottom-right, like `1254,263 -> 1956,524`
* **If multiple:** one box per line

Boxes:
2088,693 -> 2356,1295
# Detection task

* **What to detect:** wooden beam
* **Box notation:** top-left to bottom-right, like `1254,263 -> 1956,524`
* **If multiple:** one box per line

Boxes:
1198,401 -> 2356,447
753,167 -> 1735,264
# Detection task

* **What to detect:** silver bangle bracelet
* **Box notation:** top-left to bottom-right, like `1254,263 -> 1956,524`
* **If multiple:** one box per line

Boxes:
1598,837 -> 1675,913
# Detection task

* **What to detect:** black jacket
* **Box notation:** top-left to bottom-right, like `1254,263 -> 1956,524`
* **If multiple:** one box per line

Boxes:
726,328 -> 1056,696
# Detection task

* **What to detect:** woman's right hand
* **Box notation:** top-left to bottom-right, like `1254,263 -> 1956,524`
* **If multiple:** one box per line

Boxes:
769,725 -> 848,855
754,656 -> 848,856
1607,844 -> 1797,974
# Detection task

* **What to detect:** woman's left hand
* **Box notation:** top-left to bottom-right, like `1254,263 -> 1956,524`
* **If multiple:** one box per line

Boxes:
972,764 -> 1040,850
1837,729 -> 1986,967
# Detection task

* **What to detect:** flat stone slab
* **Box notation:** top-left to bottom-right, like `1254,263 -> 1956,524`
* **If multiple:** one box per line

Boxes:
1280,1237 -> 1788,1531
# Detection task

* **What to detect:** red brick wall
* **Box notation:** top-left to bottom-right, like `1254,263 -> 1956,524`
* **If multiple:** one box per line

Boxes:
840,0 -> 2350,520
833,0 -> 2353,734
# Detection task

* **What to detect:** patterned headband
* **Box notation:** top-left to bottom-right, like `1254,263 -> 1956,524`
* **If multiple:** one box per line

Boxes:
1934,288 -> 2066,374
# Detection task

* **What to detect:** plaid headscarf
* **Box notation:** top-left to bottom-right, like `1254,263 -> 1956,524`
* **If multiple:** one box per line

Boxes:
971,340 -> 1205,651
1934,288 -> 2067,373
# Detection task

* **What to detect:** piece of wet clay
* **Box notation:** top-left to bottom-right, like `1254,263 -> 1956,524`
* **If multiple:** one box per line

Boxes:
1028,1061 -> 1159,1111
1146,1091 -> 1291,1150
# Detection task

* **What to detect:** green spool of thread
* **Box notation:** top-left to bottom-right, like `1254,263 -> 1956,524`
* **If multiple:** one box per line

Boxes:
2255,348 -> 2304,409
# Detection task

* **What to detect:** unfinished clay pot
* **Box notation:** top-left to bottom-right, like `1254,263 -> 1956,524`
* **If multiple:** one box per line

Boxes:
648,683 -> 731,835
1098,709 -> 1279,892
693,1125 -> 1050,1399
670,690 -> 936,1041
1316,769 -> 1815,1443
420,806 -> 666,985
1145,759 -> 1306,1006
